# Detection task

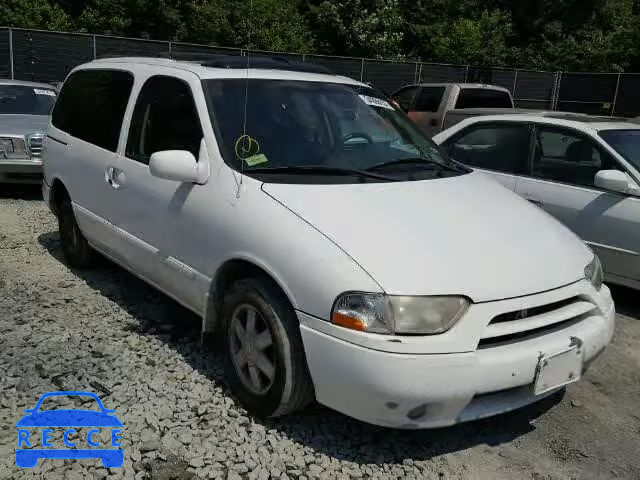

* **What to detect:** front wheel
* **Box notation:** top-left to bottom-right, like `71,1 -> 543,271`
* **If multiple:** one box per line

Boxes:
58,197 -> 94,269
222,277 -> 314,417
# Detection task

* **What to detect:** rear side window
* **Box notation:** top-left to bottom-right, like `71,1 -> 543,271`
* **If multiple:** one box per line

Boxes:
126,76 -> 202,164
52,70 -> 133,152
455,89 -> 513,109
414,87 -> 445,112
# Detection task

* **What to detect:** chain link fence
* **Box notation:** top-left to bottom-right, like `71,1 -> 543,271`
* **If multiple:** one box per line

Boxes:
0,26 -> 636,117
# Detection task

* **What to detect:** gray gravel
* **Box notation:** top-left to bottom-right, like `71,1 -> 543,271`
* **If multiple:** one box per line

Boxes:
1,185 -> 640,480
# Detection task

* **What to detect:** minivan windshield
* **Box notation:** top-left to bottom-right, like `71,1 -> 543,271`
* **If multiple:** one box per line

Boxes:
204,79 -> 467,183
599,129 -> 640,171
0,84 -> 57,115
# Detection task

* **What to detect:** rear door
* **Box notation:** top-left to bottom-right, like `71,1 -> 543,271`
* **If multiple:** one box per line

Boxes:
49,68 -> 134,256
514,124 -> 640,284
441,121 -> 533,190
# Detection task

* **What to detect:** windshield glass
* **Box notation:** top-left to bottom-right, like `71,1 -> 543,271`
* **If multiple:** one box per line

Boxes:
0,84 -> 57,115
203,79 -> 466,183
599,129 -> 640,171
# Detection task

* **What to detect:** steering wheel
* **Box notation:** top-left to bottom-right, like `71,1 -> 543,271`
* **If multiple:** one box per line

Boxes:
343,132 -> 374,144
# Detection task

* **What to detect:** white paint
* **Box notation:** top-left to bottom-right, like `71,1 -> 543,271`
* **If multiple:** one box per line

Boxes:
433,114 -> 640,289
43,58 -> 617,428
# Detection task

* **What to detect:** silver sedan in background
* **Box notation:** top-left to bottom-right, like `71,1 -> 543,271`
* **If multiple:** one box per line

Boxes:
0,79 -> 57,184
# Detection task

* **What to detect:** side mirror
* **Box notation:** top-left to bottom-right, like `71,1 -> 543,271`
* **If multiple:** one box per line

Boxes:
149,150 -> 198,183
594,170 -> 631,194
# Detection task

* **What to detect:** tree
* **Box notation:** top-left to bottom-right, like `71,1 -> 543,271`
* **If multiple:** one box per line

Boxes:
311,0 -> 404,58
0,0 -> 72,30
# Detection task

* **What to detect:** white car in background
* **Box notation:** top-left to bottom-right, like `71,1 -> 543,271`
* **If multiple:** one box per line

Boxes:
434,114 -> 640,290
43,57 -> 614,428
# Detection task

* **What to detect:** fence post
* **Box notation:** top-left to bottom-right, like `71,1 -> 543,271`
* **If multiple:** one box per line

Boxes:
168,41 -> 172,58
417,63 -> 422,83
552,72 -> 562,110
92,35 -> 97,59
360,58 -> 365,82
512,68 -> 518,97
611,72 -> 621,117
464,65 -> 469,82
8,27 -> 14,79
302,53 -> 306,62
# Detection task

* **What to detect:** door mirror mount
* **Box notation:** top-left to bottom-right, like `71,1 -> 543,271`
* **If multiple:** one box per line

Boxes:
594,169 -> 632,194
149,150 -> 199,183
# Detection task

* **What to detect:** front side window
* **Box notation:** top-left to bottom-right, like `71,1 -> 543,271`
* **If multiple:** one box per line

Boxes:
204,79 -> 467,184
445,123 -> 531,174
455,89 -> 513,109
52,69 -> 133,152
0,84 -> 56,115
126,76 -> 203,164
599,129 -> 640,173
414,87 -> 445,112
534,126 -> 620,188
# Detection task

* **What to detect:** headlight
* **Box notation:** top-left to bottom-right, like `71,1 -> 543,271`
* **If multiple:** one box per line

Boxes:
584,255 -> 603,290
332,293 -> 469,335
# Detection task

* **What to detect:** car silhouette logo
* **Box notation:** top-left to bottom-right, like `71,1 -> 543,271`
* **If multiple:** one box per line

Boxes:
15,391 -> 124,468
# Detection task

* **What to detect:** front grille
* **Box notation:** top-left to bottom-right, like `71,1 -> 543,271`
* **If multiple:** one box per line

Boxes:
479,296 -> 596,346
28,135 -> 44,158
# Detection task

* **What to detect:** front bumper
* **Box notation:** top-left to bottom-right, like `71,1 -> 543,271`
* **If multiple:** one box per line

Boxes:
0,159 -> 42,184
300,282 -> 615,428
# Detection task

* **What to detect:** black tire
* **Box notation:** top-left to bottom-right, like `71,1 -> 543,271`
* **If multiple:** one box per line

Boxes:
221,277 -> 314,417
58,196 -> 94,269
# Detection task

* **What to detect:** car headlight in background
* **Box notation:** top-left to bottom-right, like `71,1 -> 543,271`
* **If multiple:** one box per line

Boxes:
584,255 -> 603,290
332,293 -> 469,335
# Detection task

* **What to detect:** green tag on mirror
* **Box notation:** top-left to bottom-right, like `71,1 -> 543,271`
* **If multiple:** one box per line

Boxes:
244,153 -> 268,166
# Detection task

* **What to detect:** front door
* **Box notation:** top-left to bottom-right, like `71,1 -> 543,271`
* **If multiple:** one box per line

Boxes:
105,72 -> 213,312
514,125 -> 640,285
443,121 -> 533,191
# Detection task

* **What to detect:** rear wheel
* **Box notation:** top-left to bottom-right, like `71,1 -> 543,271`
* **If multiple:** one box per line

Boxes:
222,277 -> 314,417
58,196 -> 94,268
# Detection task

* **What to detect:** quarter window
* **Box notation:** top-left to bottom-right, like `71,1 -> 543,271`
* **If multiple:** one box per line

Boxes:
446,123 -> 531,174
533,127 -> 621,188
52,69 -> 133,152
126,76 -> 202,164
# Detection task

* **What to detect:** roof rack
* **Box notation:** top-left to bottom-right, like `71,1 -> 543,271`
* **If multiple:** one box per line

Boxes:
161,52 -> 331,74
200,54 -> 331,74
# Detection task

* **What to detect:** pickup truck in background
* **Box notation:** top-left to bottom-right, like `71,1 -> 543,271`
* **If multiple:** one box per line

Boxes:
391,83 -> 516,137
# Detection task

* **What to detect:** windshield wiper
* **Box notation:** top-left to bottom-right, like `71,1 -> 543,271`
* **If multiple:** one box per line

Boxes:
245,165 -> 399,182
366,157 -> 465,173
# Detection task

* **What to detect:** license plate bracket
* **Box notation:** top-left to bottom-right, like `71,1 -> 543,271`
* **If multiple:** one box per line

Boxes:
534,344 -> 583,395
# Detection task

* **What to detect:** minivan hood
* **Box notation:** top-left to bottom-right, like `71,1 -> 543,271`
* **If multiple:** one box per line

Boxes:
262,172 -> 591,302
0,114 -> 49,136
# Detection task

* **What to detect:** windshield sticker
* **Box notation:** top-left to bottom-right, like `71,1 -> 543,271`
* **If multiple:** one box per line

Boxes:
359,95 -> 394,111
33,89 -> 56,96
234,134 -> 261,161
244,153 -> 268,167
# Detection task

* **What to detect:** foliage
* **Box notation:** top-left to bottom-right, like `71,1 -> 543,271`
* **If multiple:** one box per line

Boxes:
3,0 -> 640,71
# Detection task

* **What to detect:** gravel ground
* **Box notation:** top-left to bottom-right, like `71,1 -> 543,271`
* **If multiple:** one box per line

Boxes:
1,185 -> 639,480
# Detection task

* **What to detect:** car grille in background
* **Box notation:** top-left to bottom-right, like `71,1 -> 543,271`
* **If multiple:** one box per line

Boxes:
479,296 -> 595,346
28,134 -> 44,159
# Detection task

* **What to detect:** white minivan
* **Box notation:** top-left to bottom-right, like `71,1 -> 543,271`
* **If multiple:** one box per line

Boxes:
42,57 -> 614,429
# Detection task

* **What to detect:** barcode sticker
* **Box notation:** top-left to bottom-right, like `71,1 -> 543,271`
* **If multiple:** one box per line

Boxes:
359,95 -> 394,110
33,89 -> 56,96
